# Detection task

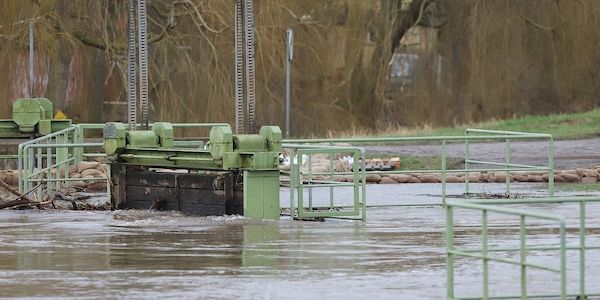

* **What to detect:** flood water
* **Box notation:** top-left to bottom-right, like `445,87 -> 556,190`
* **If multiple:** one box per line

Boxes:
1,183 -> 600,299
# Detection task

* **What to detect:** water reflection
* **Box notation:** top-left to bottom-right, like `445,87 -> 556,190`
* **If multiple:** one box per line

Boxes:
243,223 -> 280,267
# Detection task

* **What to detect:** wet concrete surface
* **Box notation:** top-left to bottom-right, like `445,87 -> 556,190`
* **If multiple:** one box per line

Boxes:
0,184 -> 599,299
365,137 -> 600,170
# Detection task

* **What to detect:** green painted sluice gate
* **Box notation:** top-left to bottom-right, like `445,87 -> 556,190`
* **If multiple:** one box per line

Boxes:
104,122 -> 282,220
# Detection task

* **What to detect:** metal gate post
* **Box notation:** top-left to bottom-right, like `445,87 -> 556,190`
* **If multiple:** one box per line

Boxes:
243,170 -> 280,220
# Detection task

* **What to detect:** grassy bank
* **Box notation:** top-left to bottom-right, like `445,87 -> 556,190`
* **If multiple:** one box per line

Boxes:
365,152 -> 463,170
331,108 -> 600,140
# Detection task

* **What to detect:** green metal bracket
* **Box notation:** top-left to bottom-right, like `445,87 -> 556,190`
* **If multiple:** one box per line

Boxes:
0,98 -> 72,138
260,126 -> 283,152
103,122 -> 127,155
12,98 -> 53,133
209,125 -> 234,160
152,122 -> 174,148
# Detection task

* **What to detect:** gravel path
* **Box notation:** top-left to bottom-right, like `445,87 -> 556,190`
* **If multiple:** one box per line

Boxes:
365,137 -> 600,170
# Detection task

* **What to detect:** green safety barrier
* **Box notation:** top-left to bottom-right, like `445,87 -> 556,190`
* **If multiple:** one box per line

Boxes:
282,143 -> 366,221
284,128 -> 555,205
17,125 -> 109,200
446,197 -> 600,300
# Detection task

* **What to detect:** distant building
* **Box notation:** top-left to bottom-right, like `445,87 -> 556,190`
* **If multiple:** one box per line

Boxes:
388,25 -> 440,96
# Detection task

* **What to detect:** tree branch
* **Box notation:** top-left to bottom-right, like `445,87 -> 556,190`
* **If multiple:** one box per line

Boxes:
72,23 -> 173,51
524,17 -> 557,31
391,0 -> 433,50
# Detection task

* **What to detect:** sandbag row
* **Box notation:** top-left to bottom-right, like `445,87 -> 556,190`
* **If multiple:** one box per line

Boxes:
63,161 -> 108,192
0,161 -> 108,192
331,168 -> 600,184
0,170 -> 20,186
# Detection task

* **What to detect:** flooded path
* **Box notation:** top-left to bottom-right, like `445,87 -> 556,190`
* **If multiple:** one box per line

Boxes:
1,184 -> 599,299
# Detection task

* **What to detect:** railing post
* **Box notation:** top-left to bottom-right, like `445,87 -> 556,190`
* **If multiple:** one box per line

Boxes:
17,144 -> 24,193
289,149 -> 296,219
36,146 -> 42,200
520,215 -> 527,300
464,130 -> 470,194
297,150 -> 304,218
46,138 -> 52,194
441,139 -> 447,205
482,210 -> 489,299
329,140 -> 334,209
505,139 -> 511,194
548,137 -> 555,197
360,148 -> 367,222
579,200 -> 586,299
54,135 -> 63,190
352,149 -> 360,216
446,205 -> 455,300
74,125 -> 84,163
56,133 -> 64,190
106,163 -> 112,204
27,145 -> 34,193
308,153 -> 313,211
559,221 -> 567,300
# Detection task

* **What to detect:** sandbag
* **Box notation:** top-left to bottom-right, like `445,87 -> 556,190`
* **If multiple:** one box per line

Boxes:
419,175 -> 439,183
379,177 -> 397,184
445,175 -> 463,183
561,173 -> 580,183
513,175 -> 529,182
85,182 -> 107,192
527,175 -> 545,183
390,174 -> 412,183
365,174 -> 382,183
81,169 -> 103,178
468,174 -> 480,183
77,161 -> 100,173
407,176 -> 421,183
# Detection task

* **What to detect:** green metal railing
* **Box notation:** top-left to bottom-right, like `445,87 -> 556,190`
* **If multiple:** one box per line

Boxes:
15,123 -> 234,200
18,125 -> 109,200
284,129 -> 554,205
446,197 -> 600,300
464,129 -> 554,196
282,143 -> 366,221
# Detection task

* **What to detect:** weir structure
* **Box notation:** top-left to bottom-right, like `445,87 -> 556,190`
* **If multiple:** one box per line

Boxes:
0,2 -> 598,299
1,102 -> 596,298
100,0 -> 281,219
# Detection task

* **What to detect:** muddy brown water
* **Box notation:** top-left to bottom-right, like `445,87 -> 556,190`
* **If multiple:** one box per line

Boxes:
1,183 -> 600,299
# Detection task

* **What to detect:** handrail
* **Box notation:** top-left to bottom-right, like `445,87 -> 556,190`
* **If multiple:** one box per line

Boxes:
465,128 -> 552,137
284,134 -> 553,144
446,196 -> 600,299
284,129 -> 554,204
446,199 -> 567,300
283,143 -> 366,221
